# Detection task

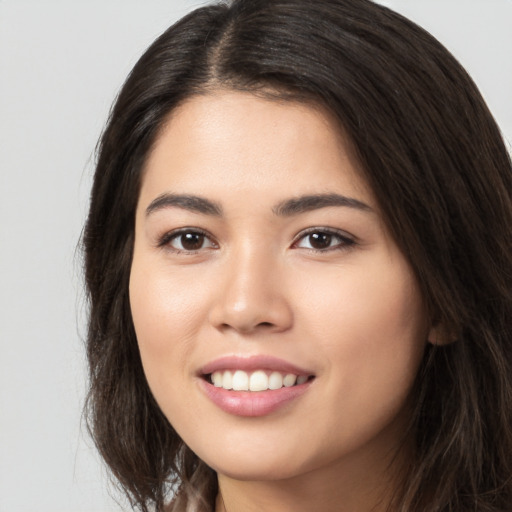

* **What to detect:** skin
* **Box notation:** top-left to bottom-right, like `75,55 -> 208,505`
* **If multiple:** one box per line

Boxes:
130,91 -> 434,512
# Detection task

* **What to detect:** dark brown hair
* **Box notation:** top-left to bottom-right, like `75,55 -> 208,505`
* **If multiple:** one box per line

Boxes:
83,0 -> 512,510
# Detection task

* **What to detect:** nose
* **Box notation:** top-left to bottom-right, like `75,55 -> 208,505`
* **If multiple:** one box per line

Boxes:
208,246 -> 293,335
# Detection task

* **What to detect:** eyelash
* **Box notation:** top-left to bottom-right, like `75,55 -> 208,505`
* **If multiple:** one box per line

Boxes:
157,228 -> 217,254
157,227 -> 356,254
291,227 -> 356,252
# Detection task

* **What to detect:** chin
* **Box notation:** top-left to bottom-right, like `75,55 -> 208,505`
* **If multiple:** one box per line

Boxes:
210,458 -> 309,482
191,435 -> 322,483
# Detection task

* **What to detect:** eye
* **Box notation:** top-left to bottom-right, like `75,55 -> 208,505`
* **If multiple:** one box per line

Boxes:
294,228 -> 355,252
159,229 -> 217,253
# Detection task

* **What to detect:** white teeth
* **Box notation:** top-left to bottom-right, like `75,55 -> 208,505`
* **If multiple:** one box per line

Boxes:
209,370 -> 310,391
283,374 -> 297,387
268,371 -> 283,390
249,370 -> 268,391
222,370 -> 233,390
232,370 -> 249,391
212,371 -> 223,387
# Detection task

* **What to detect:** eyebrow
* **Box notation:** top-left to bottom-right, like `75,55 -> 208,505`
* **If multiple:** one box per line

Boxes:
272,193 -> 372,216
145,192 -> 372,217
146,193 -> 223,217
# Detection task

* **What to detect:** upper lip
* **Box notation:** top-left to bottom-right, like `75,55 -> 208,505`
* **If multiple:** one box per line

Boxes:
200,355 -> 314,377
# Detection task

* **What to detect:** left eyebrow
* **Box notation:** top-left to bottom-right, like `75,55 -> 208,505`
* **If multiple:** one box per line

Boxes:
272,193 -> 373,216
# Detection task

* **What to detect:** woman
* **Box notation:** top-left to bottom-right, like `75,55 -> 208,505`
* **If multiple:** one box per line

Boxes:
83,0 -> 512,510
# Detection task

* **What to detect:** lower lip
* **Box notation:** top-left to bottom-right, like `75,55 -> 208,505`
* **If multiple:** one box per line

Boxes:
199,379 -> 312,417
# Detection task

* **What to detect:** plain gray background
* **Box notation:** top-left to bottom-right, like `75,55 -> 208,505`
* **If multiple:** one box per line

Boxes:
0,1 -> 510,511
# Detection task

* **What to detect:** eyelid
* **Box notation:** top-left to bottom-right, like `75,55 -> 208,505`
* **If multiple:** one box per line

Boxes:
157,227 -> 218,252
292,227 -> 356,251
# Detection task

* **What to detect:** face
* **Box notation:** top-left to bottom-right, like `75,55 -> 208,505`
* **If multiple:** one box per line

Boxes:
130,91 -> 429,483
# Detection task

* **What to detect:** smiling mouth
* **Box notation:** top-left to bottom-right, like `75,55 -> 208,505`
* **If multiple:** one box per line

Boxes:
204,369 -> 315,392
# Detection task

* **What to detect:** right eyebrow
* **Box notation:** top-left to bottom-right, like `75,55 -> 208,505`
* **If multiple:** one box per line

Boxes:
145,193 -> 223,217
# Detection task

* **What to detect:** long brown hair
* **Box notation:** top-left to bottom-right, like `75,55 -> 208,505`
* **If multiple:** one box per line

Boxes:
83,0 -> 512,510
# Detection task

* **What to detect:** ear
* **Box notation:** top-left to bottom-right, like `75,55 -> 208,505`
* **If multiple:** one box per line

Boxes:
427,323 -> 456,346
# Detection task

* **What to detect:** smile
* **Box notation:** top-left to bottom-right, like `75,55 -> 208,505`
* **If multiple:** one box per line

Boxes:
198,356 -> 316,416
209,369 -> 310,391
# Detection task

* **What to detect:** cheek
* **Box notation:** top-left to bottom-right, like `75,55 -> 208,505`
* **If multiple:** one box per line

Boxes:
300,260 -> 424,334
296,254 -> 427,410
128,257 -> 208,395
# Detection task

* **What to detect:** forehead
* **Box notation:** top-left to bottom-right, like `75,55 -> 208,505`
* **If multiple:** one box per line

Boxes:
140,91 -> 373,208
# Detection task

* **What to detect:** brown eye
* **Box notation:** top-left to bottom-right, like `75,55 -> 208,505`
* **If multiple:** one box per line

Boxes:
295,229 -> 355,252
165,230 -> 216,252
179,233 -> 205,250
308,232 -> 333,249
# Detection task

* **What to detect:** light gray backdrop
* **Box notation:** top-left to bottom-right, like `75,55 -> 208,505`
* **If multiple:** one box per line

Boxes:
0,1 -> 510,511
